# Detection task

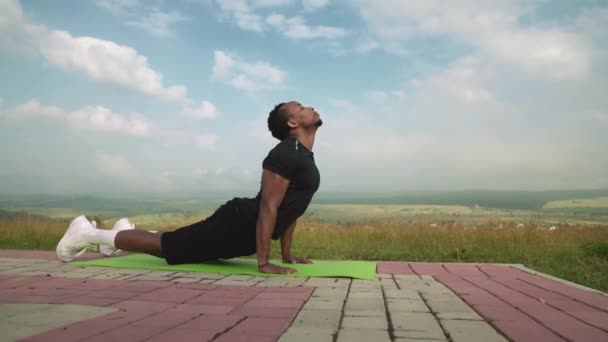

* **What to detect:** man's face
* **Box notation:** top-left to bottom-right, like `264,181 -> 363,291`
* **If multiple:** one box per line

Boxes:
284,101 -> 323,129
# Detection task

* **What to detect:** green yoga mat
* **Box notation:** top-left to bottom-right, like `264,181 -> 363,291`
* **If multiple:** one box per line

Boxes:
71,254 -> 377,280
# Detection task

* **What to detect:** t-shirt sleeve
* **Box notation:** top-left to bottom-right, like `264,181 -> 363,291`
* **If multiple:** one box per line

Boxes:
262,147 -> 297,180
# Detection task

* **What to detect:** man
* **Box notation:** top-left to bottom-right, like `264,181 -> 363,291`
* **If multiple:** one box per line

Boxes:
56,101 -> 322,275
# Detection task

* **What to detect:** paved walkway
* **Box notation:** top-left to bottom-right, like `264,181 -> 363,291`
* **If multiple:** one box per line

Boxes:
0,250 -> 606,342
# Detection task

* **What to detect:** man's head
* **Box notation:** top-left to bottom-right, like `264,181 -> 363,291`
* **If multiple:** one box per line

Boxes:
267,101 -> 323,140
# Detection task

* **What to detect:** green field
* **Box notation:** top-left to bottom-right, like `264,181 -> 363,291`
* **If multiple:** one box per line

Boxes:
544,197 -> 608,209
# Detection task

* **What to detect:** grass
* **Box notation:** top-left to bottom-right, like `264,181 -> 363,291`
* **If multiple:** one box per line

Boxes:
1,214 -> 607,291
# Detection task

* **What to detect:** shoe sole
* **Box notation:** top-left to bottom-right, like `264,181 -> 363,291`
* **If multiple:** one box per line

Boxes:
56,216 -> 90,262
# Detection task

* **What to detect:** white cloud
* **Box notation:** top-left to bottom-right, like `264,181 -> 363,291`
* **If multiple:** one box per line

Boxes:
9,99 -> 153,137
0,0 -> 32,54
2,1 -> 191,103
355,0 -> 591,80
95,151 -> 140,180
212,50 -> 286,91
68,106 -> 152,136
364,91 -> 388,104
215,0 -> 346,40
392,90 -> 405,98
241,119 -> 274,143
182,100 -> 218,119
252,0 -> 294,7
192,167 -> 209,177
5,99 -> 222,151
266,14 -> 348,40
95,0 -> 139,14
26,26 -> 189,103
215,0 -> 265,32
15,99 -> 65,119
590,111 -> 608,125
302,0 -> 328,12
126,9 -> 188,37
194,134 -> 218,150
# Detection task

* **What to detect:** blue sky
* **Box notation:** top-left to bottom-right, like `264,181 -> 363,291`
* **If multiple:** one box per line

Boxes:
1,0 -> 607,197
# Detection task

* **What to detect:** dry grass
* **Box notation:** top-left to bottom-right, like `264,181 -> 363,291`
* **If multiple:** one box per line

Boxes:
1,215 -> 607,291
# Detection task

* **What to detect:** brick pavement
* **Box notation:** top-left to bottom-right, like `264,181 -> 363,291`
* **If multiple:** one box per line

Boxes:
0,250 -> 606,342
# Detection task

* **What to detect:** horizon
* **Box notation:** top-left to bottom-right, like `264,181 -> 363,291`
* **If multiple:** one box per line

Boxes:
1,0 -> 607,196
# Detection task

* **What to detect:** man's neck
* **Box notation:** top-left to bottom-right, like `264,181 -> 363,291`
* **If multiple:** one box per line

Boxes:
291,132 -> 316,151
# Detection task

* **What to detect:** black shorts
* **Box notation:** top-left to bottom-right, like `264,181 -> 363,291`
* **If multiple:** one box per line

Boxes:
160,198 -> 257,265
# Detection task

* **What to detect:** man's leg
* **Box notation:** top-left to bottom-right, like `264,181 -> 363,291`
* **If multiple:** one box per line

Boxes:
114,230 -> 163,258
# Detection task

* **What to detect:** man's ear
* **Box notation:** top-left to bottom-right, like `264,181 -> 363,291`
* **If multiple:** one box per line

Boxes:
287,118 -> 298,129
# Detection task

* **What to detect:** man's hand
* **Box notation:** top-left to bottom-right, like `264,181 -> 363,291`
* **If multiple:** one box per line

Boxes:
282,256 -> 313,264
259,263 -> 297,274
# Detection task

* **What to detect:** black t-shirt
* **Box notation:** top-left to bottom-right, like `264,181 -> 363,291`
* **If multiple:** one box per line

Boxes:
234,136 -> 320,240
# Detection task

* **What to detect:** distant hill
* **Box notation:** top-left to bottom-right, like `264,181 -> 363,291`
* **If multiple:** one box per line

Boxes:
2,189 -> 608,212
313,189 -> 608,210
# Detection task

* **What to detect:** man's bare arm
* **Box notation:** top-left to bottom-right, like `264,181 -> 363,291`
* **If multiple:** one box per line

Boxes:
256,169 -> 296,274
281,220 -> 313,264
280,220 -> 296,259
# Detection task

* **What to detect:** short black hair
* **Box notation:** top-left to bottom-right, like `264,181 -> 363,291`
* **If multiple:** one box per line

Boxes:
267,102 -> 291,140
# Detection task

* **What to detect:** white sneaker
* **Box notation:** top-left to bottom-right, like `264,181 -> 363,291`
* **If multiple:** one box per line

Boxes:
56,215 -> 97,262
99,218 -> 135,257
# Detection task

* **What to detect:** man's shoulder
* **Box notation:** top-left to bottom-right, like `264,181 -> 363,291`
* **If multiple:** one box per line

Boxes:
267,137 -> 297,156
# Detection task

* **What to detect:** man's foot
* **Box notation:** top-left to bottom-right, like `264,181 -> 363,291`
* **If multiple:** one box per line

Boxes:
56,215 -> 97,262
99,218 -> 134,257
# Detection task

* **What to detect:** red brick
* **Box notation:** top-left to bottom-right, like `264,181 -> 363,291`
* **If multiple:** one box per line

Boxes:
60,295 -> 122,306
187,295 -> 251,307
95,308 -> 159,324
0,276 -> 47,289
376,261 -> 415,275
179,314 -> 245,333
27,278 -> 86,289
492,319 -> 566,342
173,283 -> 217,291
255,291 -> 311,301
213,332 -> 276,342
444,264 -> 487,277
88,290 -> 142,300
131,287 -> 202,303
174,303 -> 237,315
473,305 -> 527,321
74,279 -> 132,290
145,328 -> 216,342
547,298 -> 599,313
230,317 -> 291,336
460,293 -> 505,306
131,308 -> 200,329
493,278 -> 568,300
210,286 -> 264,297
544,318 -> 608,342
85,324 -> 166,342
409,262 -> 450,275
19,312 -> 128,342
260,287 -> 312,294
516,275 -> 608,310
121,280 -> 174,291
0,249 -> 62,259
565,311 -> 608,331
113,300 -> 175,313
478,265 -> 527,279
